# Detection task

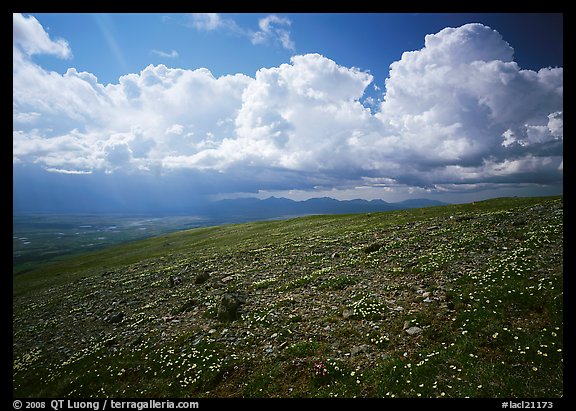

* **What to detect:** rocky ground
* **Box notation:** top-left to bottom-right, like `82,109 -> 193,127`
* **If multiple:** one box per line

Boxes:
13,196 -> 563,398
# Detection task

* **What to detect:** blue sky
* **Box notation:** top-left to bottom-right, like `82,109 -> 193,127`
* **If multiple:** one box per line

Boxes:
13,13 -> 563,212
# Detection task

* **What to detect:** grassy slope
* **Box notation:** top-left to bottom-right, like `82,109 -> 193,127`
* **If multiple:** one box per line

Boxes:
13,196 -> 563,398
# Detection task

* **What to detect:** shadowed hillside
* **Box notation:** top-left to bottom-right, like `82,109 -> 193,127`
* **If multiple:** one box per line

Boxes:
13,196 -> 563,398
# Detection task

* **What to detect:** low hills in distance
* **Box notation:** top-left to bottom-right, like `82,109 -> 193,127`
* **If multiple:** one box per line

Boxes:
13,197 -> 447,274
13,196 -> 563,398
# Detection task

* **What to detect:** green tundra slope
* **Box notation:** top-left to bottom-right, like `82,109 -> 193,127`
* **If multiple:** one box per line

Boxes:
13,196 -> 563,398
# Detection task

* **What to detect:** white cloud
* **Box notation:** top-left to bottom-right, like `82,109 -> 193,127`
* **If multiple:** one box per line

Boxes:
187,13 -> 243,34
231,54 -> 377,171
13,13 -> 71,59
44,167 -> 93,175
377,23 -> 562,185
13,18 -> 562,198
189,13 -> 223,31
186,13 -> 295,51
151,49 -> 179,58
251,15 -> 295,50
13,57 -> 253,172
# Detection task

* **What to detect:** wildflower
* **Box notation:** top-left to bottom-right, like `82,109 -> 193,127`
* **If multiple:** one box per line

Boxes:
313,361 -> 328,377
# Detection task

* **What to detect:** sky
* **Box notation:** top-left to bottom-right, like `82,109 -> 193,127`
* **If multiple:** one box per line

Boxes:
13,13 -> 563,213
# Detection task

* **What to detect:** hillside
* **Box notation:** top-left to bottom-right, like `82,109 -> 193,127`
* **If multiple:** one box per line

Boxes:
13,196 -> 563,398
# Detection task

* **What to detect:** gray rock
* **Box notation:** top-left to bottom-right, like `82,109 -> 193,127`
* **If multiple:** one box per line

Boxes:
217,293 -> 243,322
105,312 -> 124,324
363,242 -> 383,254
169,275 -> 182,287
351,344 -> 370,355
405,326 -> 423,336
172,299 -> 197,315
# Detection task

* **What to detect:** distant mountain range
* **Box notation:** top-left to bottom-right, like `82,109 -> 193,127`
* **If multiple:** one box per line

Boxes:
198,197 -> 448,222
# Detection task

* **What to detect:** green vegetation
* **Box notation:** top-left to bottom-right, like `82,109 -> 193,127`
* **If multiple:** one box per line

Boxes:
13,214 -> 209,275
13,196 -> 563,397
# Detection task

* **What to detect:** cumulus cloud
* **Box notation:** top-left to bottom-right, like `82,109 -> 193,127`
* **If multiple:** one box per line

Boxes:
229,54 -> 375,170
377,23 -> 562,187
13,13 -> 71,59
13,17 -> 562,197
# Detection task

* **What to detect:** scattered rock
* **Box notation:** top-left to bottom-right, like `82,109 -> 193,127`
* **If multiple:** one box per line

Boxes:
169,275 -> 183,287
104,312 -> 124,324
363,242 -> 383,254
350,344 -> 370,355
405,326 -> 423,336
171,299 -> 197,315
422,292 -> 431,298
342,309 -> 353,319
217,293 -> 243,322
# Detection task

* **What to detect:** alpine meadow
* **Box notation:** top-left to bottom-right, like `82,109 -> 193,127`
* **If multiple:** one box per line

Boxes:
13,197 -> 563,397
